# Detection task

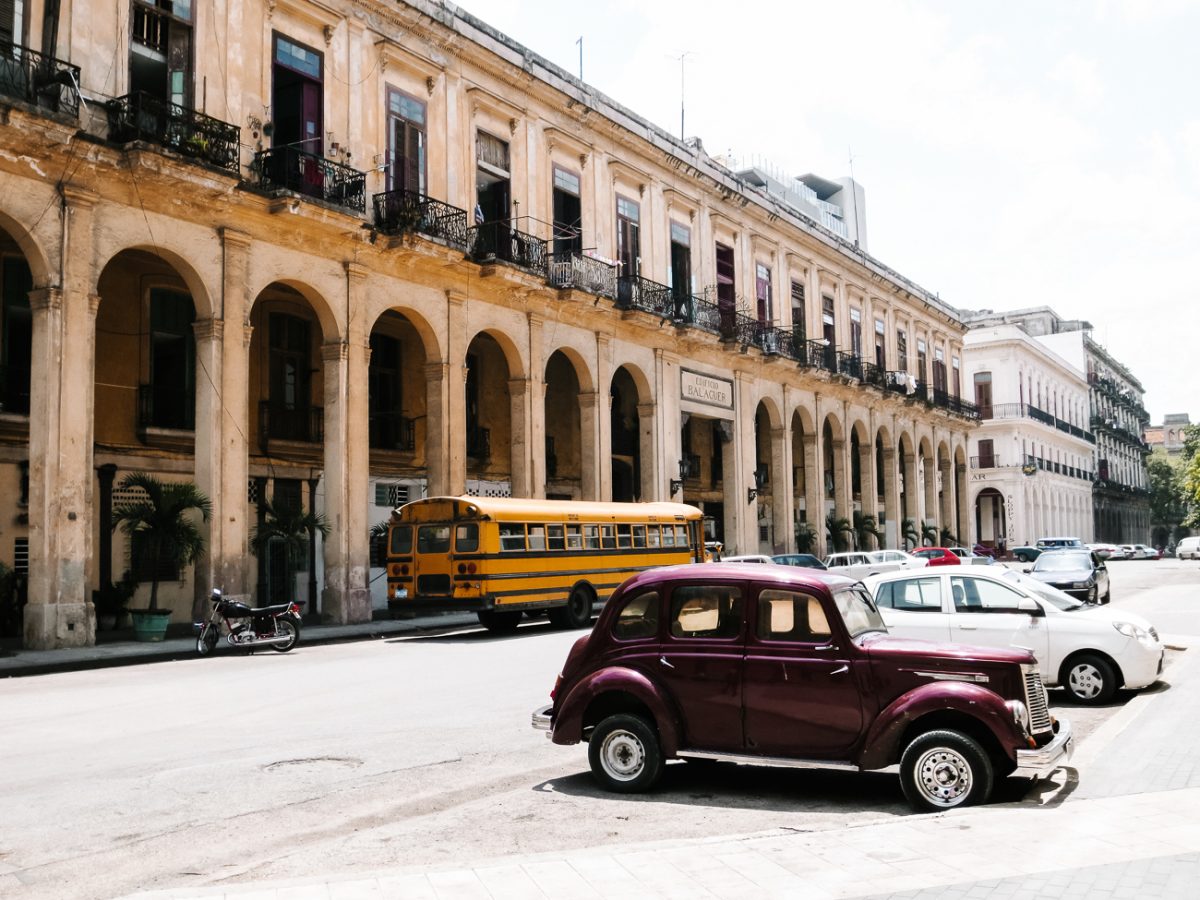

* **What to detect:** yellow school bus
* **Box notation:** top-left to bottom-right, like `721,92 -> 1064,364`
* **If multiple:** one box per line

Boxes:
386,496 -> 707,632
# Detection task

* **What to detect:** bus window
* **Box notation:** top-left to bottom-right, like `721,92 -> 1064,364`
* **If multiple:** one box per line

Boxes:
390,525 -> 413,555
616,524 -> 633,549
418,525 -> 451,553
500,523 -> 526,551
632,525 -> 647,548
547,524 -> 566,551
601,524 -> 617,549
566,524 -> 583,550
673,524 -> 688,547
647,525 -> 661,548
528,525 -> 546,551
455,524 -> 479,553
662,526 -> 676,547
584,525 -> 600,549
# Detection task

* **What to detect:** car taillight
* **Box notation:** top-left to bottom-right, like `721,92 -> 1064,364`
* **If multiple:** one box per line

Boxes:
551,673 -> 562,702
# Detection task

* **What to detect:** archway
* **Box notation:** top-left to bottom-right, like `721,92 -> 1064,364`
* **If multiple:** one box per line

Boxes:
544,349 -> 588,499
465,332 -> 516,495
609,365 -> 650,502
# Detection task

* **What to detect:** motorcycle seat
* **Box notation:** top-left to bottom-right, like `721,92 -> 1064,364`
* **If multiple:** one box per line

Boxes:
249,602 -> 296,616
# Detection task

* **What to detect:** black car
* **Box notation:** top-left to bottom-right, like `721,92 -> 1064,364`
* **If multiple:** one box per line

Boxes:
1026,549 -> 1110,604
771,553 -> 828,569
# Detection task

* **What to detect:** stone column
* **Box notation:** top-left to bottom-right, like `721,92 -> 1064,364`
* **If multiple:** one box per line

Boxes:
578,391 -> 600,500
96,463 -> 118,592
831,438 -> 850,549
637,400 -> 657,501
191,316 -> 224,617
734,373 -> 756,554
344,263 -> 372,616
940,456 -> 955,542
217,228 -> 252,598
903,450 -> 921,546
882,446 -> 901,549
859,438 -> 878,549
527,313 -> 545,499
596,334 -> 612,500
956,454 -> 970,545
509,377 -> 532,497
770,425 -> 791,554
803,433 -> 822,557
923,453 -> 938,537
424,361 -> 450,495
25,185 -> 100,649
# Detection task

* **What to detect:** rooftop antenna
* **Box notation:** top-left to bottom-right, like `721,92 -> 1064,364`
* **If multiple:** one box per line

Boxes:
576,36 -> 583,80
670,50 -> 694,141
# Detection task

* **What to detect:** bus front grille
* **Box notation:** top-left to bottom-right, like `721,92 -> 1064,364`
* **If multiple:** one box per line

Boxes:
417,574 -> 451,595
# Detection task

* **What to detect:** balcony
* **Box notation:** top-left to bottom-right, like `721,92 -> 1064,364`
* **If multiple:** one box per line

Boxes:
885,371 -> 913,397
970,455 -> 999,469
616,274 -> 673,318
837,352 -> 864,381
804,340 -> 838,373
861,361 -> 888,390
0,40 -> 81,118
106,92 -> 241,174
467,221 -> 547,276
253,146 -> 367,213
138,384 -> 195,431
372,189 -> 468,250
913,380 -> 931,402
687,294 -> 723,335
258,402 -> 323,449
757,325 -> 799,359
0,363 -> 30,416
369,412 -> 415,452
548,252 -> 617,298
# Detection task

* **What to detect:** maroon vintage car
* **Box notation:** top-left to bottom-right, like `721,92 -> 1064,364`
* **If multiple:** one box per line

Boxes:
532,564 -> 1072,811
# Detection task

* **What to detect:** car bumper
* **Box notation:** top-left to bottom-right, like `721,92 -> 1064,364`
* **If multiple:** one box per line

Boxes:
1013,718 -> 1074,779
1120,642 -> 1166,690
531,704 -> 553,736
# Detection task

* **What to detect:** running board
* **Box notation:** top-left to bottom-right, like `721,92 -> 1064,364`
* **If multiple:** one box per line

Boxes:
677,750 -> 862,772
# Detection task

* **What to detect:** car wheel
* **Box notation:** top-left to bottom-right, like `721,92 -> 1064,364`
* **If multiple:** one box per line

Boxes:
270,618 -> 299,652
477,610 -> 521,634
549,585 -> 594,629
1062,654 -> 1117,704
900,729 -> 994,812
588,714 -> 663,793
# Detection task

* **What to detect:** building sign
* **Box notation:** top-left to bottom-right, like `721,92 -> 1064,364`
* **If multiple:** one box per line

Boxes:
681,369 -> 734,409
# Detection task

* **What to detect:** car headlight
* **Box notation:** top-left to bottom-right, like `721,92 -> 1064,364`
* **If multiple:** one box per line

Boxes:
1072,581 -> 1093,590
1005,699 -> 1030,732
1114,621 -> 1150,641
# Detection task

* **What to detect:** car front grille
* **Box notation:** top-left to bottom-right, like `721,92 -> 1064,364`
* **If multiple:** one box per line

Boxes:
1023,666 -> 1053,734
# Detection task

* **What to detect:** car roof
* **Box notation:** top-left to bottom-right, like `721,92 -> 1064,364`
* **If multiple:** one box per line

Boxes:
619,562 -> 856,594
863,566 -> 1013,586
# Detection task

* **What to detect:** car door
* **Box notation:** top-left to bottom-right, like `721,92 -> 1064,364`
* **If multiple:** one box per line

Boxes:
742,587 -> 864,758
948,574 -> 1050,668
874,575 -> 952,643
656,582 -> 745,752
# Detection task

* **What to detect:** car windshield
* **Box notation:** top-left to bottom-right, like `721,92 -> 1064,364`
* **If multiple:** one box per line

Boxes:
833,586 -> 887,638
1033,551 -> 1091,572
1000,569 -> 1083,611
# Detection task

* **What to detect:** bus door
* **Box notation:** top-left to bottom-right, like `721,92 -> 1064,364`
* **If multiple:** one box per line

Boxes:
413,523 -> 453,598
688,519 -> 703,563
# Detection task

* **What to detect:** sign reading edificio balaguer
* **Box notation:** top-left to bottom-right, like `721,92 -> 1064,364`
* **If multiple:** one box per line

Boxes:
681,369 -> 734,409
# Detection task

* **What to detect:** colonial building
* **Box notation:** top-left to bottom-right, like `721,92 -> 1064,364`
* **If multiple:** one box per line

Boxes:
1146,413 -> 1191,455
962,324 -> 1094,549
0,0 -> 978,649
963,307 -> 1150,544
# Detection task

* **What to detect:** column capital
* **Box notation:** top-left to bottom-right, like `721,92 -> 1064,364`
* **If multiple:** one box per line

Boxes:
243,324 -> 254,348
28,287 -> 62,311
88,293 -> 101,317
345,260 -> 369,281
220,227 -> 252,249
321,341 -> 349,363
59,184 -> 98,209
446,289 -> 467,307
637,401 -> 655,419
507,377 -> 530,397
527,311 -> 544,329
193,317 -> 225,342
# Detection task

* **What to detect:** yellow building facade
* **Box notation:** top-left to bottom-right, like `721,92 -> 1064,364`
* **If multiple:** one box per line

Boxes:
0,0 -> 977,649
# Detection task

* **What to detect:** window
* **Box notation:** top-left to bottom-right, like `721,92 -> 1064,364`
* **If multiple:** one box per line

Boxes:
850,308 -> 862,357
387,88 -> 426,195
917,338 -> 928,384
389,526 -> 413,555
131,531 -> 182,583
822,295 -> 836,346
613,591 -> 659,640
499,523 -> 526,551
417,525 -> 451,554
144,288 -> 197,430
1,1 -> 26,45
756,589 -> 831,642
877,577 -> 942,611
670,585 -> 742,639
874,318 -> 886,369
974,372 -> 993,417
897,329 -> 908,371
952,355 -> 961,398
646,525 -> 661,548
583,524 -> 600,549
616,196 -> 640,279
131,0 -> 193,107
601,524 -> 617,549
790,280 -> 806,342
669,222 -> 692,307
755,263 -> 772,323
455,524 -> 479,553
951,576 -> 1026,613
546,524 -> 565,551
527,524 -> 546,551
552,166 -> 582,256
272,34 -> 323,159
273,478 -> 302,515
715,242 -> 736,324
932,347 -> 947,393
662,525 -> 677,547
632,525 -> 647,548
476,131 -> 510,223
566,524 -> 583,550
616,523 -> 632,549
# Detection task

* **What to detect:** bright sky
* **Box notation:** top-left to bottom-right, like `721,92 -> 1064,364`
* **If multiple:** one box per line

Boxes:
457,0 -> 1197,423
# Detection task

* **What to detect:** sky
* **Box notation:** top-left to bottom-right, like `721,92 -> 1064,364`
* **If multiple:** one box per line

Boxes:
455,0 -> 1198,423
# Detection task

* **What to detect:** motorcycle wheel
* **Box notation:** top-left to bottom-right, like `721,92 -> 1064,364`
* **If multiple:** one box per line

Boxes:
196,625 -> 218,656
271,618 -> 299,653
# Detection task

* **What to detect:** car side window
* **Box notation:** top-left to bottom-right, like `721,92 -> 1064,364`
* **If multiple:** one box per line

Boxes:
756,589 -> 832,643
669,585 -> 743,639
951,577 -> 1026,613
612,591 -> 659,641
878,577 -> 942,612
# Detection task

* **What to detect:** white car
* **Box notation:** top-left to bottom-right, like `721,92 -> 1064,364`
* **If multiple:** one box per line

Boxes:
863,567 -> 1164,705
1087,543 -> 1119,560
866,549 -> 929,570
823,551 -> 884,579
1177,536 -> 1200,560
717,554 -> 776,564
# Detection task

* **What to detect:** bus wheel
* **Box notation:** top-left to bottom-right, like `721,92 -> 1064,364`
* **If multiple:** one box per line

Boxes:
550,586 -> 594,629
477,610 -> 521,634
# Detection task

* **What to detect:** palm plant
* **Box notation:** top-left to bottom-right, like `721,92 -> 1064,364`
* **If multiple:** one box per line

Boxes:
853,512 -> 884,551
901,518 -> 921,550
111,472 -> 211,611
940,526 -> 959,546
252,500 -> 330,596
795,521 -> 817,554
826,512 -> 854,553
921,520 -> 940,546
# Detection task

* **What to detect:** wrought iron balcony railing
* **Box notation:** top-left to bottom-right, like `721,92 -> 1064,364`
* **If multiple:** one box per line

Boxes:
369,412 -> 415,452
259,401 -> 323,446
861,361 -> 887,390
0,362 -> 31,415
616,274 -> 673,317
885,370 -> 912,396
253,146 -> 366,213
138,384 -> 195,431
0,40 -> 81,117
722,311 -> 761,345
970,455 -> 1000,469
548,252 -> 617,298
106,91 -> 240,174
837,352 -> 864,381
756,325 -> 799,358
687,295 -> 723,335
912,380 -> 932,402
372,189 -> 468,249
467,221 -> 548,276
804,340 -> 838,373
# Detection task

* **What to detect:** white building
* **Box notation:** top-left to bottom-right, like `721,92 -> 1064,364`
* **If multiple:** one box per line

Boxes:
963,324 -> 1095,548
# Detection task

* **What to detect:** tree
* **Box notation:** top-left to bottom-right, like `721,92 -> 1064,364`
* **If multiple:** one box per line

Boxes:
1148,453 -> 1188,544
252,500 -> 330,602
826,513 -> 854,553
921,521 -> 939,546
795,521 -> 817,554
1182,424 -> 1200,529
901,518 -> 920,550
111,473 -> 211,611
852,512 -> 883,550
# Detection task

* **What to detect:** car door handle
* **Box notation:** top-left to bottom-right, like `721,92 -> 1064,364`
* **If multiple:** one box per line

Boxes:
959,624 -> 977,630
829,665 -> 848,675
659,656 -> 675,669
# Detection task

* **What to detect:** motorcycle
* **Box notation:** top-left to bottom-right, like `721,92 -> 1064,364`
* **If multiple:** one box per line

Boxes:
195,589 -> 303,656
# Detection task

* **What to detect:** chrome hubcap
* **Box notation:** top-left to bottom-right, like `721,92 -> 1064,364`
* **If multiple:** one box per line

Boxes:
915,748 -> 972,806
1070,664 -> 1103,699
600,730 -> 645,782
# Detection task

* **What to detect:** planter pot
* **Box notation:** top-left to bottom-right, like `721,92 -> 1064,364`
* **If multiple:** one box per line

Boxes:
129,609 -> 172,642
97,613 -> 118,632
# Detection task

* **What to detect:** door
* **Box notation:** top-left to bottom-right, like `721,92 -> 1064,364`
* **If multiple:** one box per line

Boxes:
413,522 -> 453,598
948,574 -> 1050,668
656,582 -> 744,752
874,575 -> 952,643
742,588 -> 863,757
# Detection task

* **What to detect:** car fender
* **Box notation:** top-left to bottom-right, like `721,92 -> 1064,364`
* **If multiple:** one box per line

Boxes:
856,681 -> 1025,770
551,665 -> 682,756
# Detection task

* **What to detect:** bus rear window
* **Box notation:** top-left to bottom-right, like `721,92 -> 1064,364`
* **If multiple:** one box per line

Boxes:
547,524 -> 565,551
455,524 -> 479,553
500,523 -> 525,551
390,526 -> 413,555
528,525 -> 546,551
417,525 -> 451,553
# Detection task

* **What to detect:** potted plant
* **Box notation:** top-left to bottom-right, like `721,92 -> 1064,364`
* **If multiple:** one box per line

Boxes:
111,472 -> 211,642
92,570 -> 138,631
252,500 -> 329,612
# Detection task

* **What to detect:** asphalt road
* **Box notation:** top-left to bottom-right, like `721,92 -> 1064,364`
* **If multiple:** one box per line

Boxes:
0,558 -> 1193,899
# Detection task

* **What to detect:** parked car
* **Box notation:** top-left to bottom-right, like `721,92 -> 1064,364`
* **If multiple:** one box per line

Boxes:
1010,544 -> 1042,563
1126,544 -> 1160,560
864,567 -> 1163,704
719,554 -> 775,564
1087,543 -> 1119,561
911,547 -> 962,566
1026,549 -> 1110,604
1037,537 -> 1085,551
1177,536 -> 1200,560
533,564 -> 1073,811
948,547 -> 994,566
866,549 -> 929,570
824,551 -> 892,579
772,553 -> 828,570
972,543 -> 999,559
